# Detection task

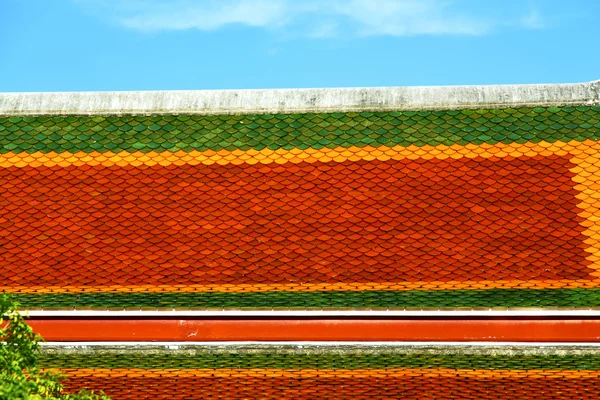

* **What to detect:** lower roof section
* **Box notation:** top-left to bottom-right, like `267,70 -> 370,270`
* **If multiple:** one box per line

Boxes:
40,343 -> 600,368
41,344 -> 600,399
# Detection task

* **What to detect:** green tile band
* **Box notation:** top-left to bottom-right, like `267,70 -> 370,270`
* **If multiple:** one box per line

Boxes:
39,345 -> 600,370
15,288 -> 600,310
1,106 -> 599,154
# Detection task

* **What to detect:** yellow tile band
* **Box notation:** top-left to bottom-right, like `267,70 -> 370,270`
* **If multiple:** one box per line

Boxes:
4,279 -> 600,295
2,140 -> 599,169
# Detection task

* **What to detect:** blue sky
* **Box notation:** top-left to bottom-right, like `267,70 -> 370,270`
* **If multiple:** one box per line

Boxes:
1,0 -> 599,92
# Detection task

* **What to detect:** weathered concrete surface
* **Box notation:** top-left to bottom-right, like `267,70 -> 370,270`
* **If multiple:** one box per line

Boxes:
40,344 -> 600,358
1,80 -> 598,116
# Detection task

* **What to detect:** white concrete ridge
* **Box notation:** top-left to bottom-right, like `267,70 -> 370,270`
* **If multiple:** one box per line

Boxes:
1,80 -> 599,116
22,309 -> 600,317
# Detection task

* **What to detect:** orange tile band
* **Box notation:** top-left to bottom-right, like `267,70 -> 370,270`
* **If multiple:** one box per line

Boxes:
4,139 -> 600,299
1,156 -> 593,290
52,368 -> 600,379
60,373 -> 600,400
27,318 -> 600,342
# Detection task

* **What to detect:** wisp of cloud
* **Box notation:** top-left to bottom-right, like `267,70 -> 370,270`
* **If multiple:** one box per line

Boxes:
76,0 -> 545,38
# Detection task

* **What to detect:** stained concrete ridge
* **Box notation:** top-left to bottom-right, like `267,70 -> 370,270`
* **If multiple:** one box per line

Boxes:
0,80 -> 599,116
40,344 -> 600,357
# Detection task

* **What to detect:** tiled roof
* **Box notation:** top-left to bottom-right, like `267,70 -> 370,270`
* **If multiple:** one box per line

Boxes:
5,83 -> 600,399
1,84 -> 600,310
42,345 -> 600,399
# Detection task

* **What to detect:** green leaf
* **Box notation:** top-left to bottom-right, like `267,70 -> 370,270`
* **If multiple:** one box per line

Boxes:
0,294 -> 111,399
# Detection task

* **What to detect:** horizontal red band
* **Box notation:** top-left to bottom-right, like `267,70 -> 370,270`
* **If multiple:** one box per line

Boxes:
28,318 -> 600,342
1,155 -> 591,287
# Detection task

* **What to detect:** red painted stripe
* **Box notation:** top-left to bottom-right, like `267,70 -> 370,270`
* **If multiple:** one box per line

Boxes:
0,155 -> 590,286
28,318 -> 600,342
64,376 -> 600,400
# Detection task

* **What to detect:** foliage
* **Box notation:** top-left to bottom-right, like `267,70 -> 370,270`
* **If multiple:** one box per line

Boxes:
0,294 -> 110,400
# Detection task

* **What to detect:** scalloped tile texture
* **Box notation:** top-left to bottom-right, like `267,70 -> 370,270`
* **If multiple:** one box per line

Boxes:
2,105 -> 600,309
42,346 -> 600,399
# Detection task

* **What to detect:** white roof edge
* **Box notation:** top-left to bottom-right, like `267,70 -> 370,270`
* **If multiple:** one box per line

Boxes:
22,309 -> 600,317
40,341 -> 600,347
1,80 -> 599,116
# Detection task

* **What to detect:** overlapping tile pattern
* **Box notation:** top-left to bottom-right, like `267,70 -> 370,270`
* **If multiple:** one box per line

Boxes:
41,345 -> 600,399
2,105 -> 600,309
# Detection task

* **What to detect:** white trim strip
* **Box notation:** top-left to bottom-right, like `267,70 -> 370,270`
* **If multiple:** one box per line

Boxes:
23,309 -> 600,317
1,81 -> 598,116
41,341 -> 600,347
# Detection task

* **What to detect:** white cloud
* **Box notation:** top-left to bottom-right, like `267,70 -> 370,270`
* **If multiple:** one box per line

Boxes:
332,0 -> 489,36
520,8 -> 545,30
76,0 -> 544,37
119,0 -> 289,31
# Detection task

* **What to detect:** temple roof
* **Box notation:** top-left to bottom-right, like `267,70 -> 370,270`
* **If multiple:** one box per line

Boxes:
1,81 -> 600,312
